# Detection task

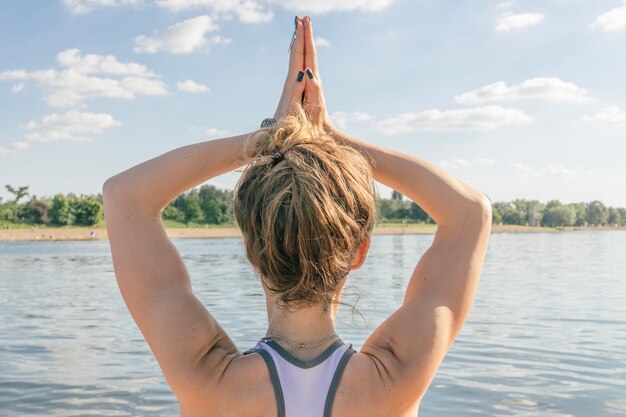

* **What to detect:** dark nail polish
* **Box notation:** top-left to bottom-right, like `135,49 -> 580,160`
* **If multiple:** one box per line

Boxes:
306,68 -> 314,79
294,16 -> 298,29
297,71 -> 305,82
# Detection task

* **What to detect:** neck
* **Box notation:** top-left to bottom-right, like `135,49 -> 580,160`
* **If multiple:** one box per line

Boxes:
265,296 -> 339,344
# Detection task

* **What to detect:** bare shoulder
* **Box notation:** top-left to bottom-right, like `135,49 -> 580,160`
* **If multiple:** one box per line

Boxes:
351,201 -> 492,413
329,351 -> 422,416
178,350 -> 277,417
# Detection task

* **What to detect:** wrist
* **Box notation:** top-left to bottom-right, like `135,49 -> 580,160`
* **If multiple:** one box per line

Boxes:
260,117 -> 277,129
322,119 -> 339,137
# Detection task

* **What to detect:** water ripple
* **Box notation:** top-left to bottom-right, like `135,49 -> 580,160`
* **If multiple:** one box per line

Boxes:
1,232 -> 625,416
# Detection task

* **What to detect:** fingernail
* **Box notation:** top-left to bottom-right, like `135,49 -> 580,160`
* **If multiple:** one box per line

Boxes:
306,68 -> 314,79
297,71 -> 305,82
294,16 -> 298,29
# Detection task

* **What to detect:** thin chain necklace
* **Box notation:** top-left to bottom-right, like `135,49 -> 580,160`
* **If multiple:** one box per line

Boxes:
262,333 -> 340,350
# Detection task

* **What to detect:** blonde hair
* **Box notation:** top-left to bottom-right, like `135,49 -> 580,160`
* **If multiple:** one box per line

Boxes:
234,107 -> 376,312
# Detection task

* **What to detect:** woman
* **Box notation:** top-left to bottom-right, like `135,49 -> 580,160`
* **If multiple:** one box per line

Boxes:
103,16 -> 492,417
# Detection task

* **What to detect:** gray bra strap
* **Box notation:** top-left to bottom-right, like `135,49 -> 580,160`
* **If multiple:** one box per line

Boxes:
323,345 -> 356,417
249,348 -> 286,417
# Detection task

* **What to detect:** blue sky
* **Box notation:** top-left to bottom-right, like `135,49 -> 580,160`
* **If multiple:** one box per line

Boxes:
1,0 -> 625,208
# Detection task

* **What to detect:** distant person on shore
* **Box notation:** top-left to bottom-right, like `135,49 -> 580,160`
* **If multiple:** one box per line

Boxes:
103,16 -> 492,416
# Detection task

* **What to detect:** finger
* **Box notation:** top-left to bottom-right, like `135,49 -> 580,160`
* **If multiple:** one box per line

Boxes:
303,67 -> 323,105
295,70 -> 306,95
289,16 -> 305,76
303,16 -> 319,77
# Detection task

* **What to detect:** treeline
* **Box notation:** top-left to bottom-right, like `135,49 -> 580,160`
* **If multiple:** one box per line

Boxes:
381,191 -> 626,227
0,184 -> 234,227
1,185 -> 625,228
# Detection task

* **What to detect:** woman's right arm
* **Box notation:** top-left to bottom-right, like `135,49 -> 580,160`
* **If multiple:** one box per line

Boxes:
330,126 -> 492,408
302,18 -> 492,409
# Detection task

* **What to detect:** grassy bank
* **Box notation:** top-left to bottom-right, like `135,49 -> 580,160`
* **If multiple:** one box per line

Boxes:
1,221 -> 625,242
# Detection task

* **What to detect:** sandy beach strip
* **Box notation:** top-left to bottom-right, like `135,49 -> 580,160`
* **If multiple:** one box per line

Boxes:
0,224 -> 625,242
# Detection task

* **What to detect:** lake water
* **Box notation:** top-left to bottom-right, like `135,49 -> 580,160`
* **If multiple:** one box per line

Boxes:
1,231 -> 625,416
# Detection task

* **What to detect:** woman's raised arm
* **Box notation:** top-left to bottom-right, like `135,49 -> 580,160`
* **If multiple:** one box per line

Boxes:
302,24 -> 492,412
101,16 -> 312,411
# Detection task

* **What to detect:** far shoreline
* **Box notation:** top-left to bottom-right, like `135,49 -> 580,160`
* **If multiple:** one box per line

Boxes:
1,224 -> 625,242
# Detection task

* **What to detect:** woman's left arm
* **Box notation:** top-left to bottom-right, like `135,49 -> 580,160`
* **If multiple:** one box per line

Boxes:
101,15 -> 308,407
104,133 -> 251,216
101,133 -> 253,404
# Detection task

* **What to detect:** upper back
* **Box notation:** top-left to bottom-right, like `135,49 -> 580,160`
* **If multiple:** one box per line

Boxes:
180,340 -> 423,417
243,339 -> 355,417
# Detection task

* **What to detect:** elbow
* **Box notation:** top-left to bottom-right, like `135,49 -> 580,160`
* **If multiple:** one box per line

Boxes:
465,193 -> 492,227
102,178 -> 119,218
102,177 -> 119,201
476,194 -> 493,228
102,176 -> 129,209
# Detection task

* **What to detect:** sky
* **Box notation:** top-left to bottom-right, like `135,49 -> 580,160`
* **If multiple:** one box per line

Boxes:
1,0 -> 625,208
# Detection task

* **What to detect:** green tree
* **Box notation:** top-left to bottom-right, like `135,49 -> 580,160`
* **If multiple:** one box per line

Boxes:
526,200 -> 544,227
391,190 -> 403,201
570,202 -> 587,226
618,208 -> 626,226
608,207 -> 623,226
541,204 -> 575,227
203,199 -> 226,224
177,190 -> 202,224
5,185 -> 30,222
409,202 -> 432,223
493,202 -> 522,225
162,205 -> 185,222
21,199 -> 50,224
71,195 -> 103,226
49,194 -> 74,225
511,199 -> 529,225
377,199 -> 398,221
586,200 -> 608,226
491,202 -> 501,224
198,185 -> 233,224
545,199 -> 562,210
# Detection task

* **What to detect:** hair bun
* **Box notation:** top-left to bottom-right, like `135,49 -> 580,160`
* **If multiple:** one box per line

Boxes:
271,149 -> 284,166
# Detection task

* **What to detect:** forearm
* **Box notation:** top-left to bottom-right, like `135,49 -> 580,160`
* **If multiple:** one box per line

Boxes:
325,126 -> 488,226
103,132 -> 254,216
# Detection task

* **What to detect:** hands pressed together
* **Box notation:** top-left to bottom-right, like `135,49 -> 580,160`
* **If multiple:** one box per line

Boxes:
273,16 -> 332,130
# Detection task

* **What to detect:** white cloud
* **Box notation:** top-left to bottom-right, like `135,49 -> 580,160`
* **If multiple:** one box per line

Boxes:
581,106 -> 626,124
210,35 -> 232,45
0,49 -> 167,107
375,106 -> 532,134
440,158 -> 496,169
56,48 -> 158,77
0,111 -> 120,156
315,36 -> 331,47
155,0 -> 273,23
455,77 -> 592,104
510,162 -> 534,172
12,83 -> 24,93
134,15 -> 219,54
64,0 -> 395,20
63,0 -> 143,14
509,162 -> 592,178
496,1 -> 515,8
545,164 -> 578,177
495,12 -> 544,32
177,79 -> 211,92
205,127 -> 228,137
590,1 -> 626,32
331,111 -> 373,129
266,0 -> 395,13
